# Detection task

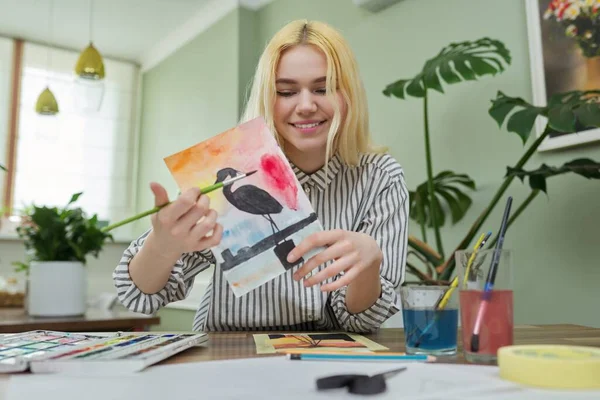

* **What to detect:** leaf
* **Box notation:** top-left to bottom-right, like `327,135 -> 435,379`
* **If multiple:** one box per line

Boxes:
68,192 -> 83,206
547,104 -> 576,132
0,164 -> 6,172
409,170 -> 476,228
406,79 -> 426,97
506,108 -> 541,144
14,192 -> 112,264
12,261 -> 29,273
382,79 -> 410,99
423,66 -> 444,93
489,90 -> 600,145
438,62 -> 462,84
438,186 -> 473,223
488,91 -> 529,127
436,188 -> 466,223
383,37 -> 511,99
506,158 -> 600,193
454,59 -> 476,81
469,58 -> 497,76
574,102 -> 600,128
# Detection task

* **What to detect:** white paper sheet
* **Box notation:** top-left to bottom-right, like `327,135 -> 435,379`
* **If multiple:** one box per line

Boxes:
5,356 -> 600,400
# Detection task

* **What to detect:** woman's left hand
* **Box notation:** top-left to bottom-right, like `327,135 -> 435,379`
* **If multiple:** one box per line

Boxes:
288,229 -> 383,292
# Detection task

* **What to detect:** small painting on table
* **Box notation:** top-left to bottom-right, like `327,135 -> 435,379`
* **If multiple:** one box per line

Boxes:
526,0 -> 600,151
253,332 -> 389,354
164,117 -> 323,297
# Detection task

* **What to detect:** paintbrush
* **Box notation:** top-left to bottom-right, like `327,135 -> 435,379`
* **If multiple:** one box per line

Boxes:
470,196 -> 512,353
412,232 -> 492,348
101,170 -> 257,232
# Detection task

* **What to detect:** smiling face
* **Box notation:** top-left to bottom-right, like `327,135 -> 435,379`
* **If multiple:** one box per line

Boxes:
273,44 -> 346,172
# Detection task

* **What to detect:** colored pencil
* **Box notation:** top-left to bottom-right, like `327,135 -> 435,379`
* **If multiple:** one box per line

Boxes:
461,231 -> 493,289
412,232 -> 491,348
286,352 -> 436,362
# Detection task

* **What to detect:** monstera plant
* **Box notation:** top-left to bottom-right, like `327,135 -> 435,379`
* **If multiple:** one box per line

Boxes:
383,38 -> 511,261
383,38 -> 600,284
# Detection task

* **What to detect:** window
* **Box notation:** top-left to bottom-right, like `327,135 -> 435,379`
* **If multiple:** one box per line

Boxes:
0,37 -> 13,200
7,42 -> 140,238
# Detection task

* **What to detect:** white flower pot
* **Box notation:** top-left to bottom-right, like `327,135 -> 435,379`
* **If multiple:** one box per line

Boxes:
27,261 -> 86,317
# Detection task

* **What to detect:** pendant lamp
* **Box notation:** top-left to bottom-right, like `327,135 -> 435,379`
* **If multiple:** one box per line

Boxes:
35,0 -> 59,116
74,0 -> 105,112
35,87 -> 59,115
75,42 -> 104,80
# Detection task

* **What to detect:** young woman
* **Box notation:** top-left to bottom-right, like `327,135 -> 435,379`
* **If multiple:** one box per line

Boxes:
113,19 -> 409,333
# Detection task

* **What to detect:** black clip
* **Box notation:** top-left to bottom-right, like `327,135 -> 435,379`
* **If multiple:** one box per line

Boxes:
315,367 -> 407,395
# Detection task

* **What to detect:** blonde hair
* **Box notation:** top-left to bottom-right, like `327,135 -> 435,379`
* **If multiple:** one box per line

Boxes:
240,19 -> 386,167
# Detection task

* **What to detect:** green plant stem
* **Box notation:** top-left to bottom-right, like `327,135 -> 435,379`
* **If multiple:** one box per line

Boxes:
418,199 -> 427,243
487,189 -> 540,248
423,92 -> 444,259
438,127 -> 550,281
407,250 -> 435,277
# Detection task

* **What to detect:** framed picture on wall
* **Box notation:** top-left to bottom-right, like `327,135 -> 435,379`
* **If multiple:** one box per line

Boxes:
525,0 -> 600,152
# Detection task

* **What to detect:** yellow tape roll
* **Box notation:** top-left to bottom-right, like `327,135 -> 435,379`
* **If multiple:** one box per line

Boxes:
498,345 -> 600,389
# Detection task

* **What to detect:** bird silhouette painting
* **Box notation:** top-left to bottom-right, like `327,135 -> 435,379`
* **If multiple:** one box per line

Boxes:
163,116 -> 323,297
215,167 -> 283,236
214,166 -> 319,273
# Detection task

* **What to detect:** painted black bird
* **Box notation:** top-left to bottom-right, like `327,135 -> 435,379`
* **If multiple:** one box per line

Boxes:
215,167 -> 283,235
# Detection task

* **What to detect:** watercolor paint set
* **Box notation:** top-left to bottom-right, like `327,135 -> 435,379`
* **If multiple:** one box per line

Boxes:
29,331 -> 207,374
0,330 -> 208,374
0,330 -> 111,373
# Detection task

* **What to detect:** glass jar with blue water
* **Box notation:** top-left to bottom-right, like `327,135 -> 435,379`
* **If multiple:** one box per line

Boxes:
400,285 -> 459,356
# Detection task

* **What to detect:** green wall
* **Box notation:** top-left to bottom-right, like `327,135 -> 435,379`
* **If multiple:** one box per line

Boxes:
138,0 -> 600,331
135,9 -> 242,233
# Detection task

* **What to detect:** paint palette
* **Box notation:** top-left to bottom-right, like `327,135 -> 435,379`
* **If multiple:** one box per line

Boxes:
29,332 -> 208,375
0,330 -> 111,373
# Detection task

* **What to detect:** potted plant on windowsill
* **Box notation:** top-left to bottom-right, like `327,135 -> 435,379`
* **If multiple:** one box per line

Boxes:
13,192 -> 113,317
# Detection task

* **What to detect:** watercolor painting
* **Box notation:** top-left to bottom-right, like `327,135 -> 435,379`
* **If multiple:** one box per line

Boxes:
164,117 -> 323,297
253,332 -> 389,354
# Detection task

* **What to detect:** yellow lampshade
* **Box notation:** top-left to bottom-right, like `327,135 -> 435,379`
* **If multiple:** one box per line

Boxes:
35,87 -> 59,115
75,42 -> 105,80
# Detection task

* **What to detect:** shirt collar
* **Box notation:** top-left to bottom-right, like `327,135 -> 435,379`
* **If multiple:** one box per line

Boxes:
289,153 -> 343,191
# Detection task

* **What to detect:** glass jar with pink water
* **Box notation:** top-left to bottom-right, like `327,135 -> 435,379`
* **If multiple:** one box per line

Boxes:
456,249 -> 513,364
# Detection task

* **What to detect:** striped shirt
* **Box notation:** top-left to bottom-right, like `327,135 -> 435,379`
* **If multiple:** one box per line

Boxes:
113,152 -> 409,333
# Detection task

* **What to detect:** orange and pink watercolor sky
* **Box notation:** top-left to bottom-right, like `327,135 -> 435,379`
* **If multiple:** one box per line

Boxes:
163,118 -> 299,215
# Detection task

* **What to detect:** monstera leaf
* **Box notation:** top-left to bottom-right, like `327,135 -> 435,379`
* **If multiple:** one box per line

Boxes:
507,158 -> 600,193
382,38 -> 511,98
489,90 -> 600,144
410,171 -> 476,228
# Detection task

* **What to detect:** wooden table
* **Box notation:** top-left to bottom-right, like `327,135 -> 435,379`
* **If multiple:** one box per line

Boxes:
0,308 -> 160,333
162,324 -> 600,365
0,324 -> 598,399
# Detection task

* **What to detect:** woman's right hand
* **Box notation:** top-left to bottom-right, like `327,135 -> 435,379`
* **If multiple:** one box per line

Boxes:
148,182 -> 223,255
